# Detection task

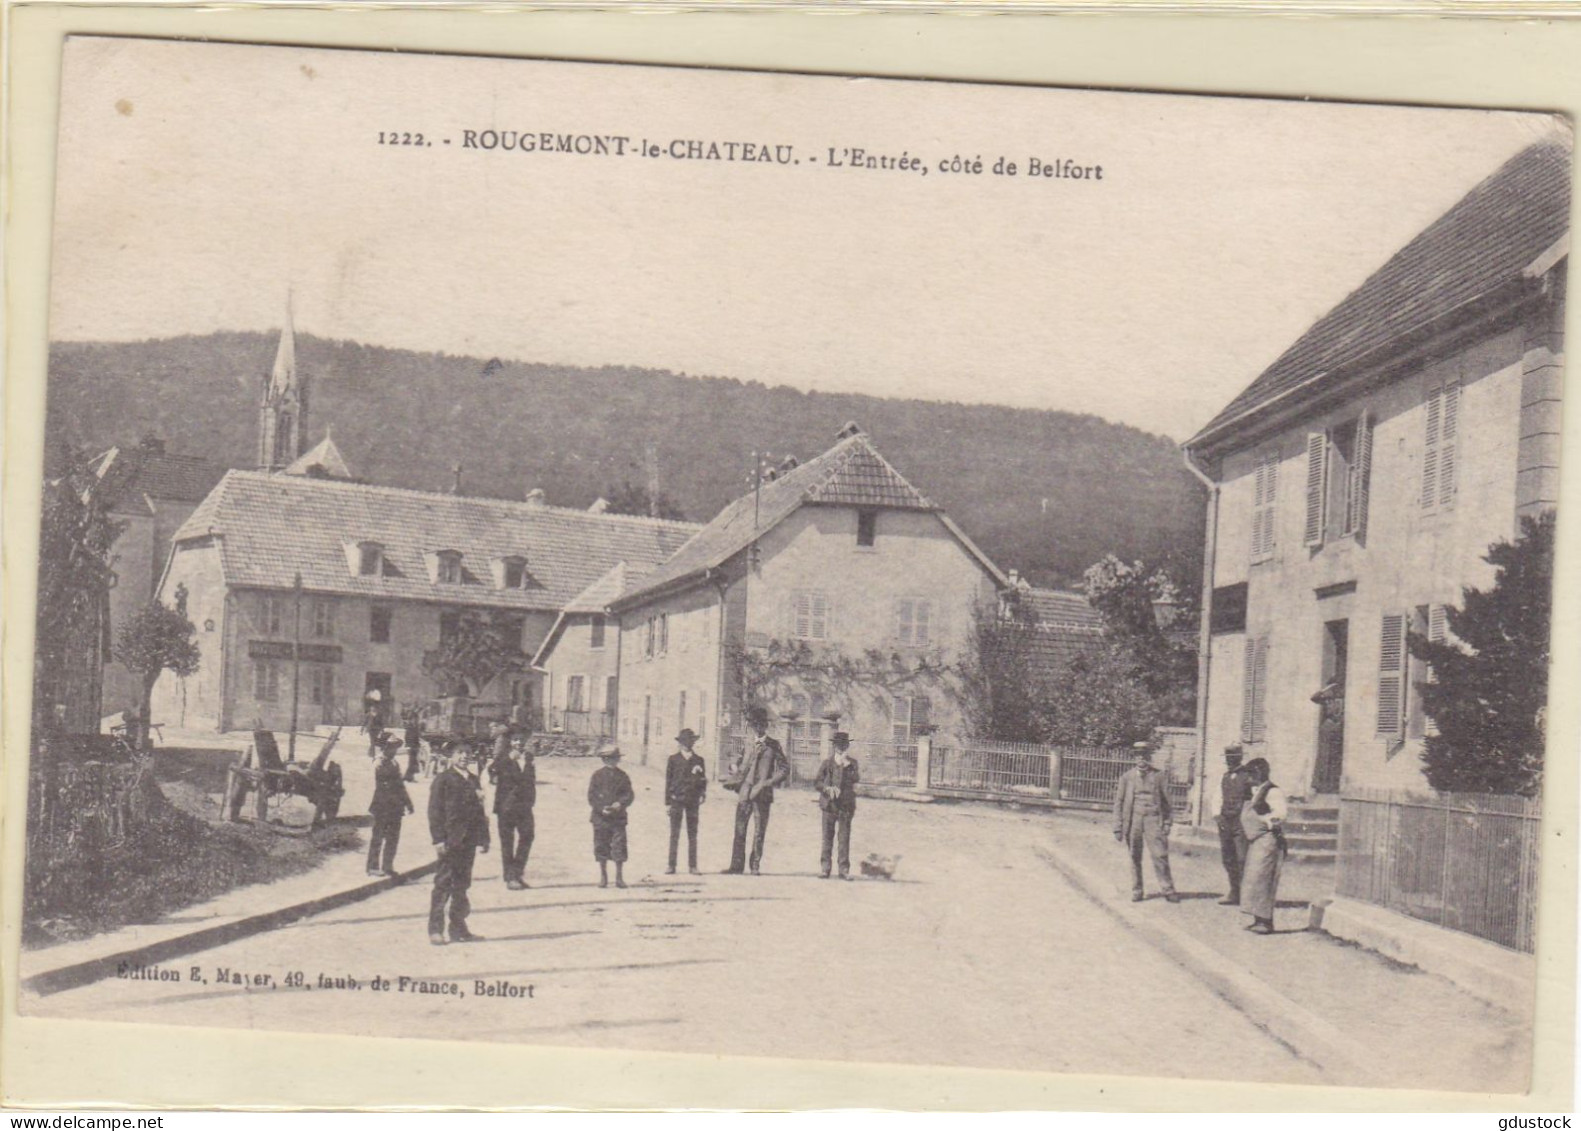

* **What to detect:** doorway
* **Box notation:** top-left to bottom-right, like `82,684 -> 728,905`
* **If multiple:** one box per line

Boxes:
1312,620 -> 1348,794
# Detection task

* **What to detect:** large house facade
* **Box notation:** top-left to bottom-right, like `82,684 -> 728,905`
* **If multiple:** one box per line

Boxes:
594,425 -> 1009,771
1184,139 -> 1568,814
149,310 -> 697,733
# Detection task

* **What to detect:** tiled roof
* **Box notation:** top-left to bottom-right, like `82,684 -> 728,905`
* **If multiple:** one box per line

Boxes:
1190,139 -> 1572,448
613,432 -> 950,606
1024,621 -> 1106,678
173,470 -> 699,611
94,445 -> 225,509
1023,588 -> 1104,631
284,432 -> 354,480
563,561 -> 645,614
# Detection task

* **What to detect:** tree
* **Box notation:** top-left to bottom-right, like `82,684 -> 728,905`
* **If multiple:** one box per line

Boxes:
961,606 -> 1048,744
114,600 -> 201,750
603,479 -> 687,521
32,440 -> 123,746
1036,647 -> 1163,747
1082,555 -> 1197,726
421,610 -> 526,699
1410,512 -> 1555,796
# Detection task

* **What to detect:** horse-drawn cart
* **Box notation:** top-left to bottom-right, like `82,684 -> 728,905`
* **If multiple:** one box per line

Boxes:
223,728 -> 345,828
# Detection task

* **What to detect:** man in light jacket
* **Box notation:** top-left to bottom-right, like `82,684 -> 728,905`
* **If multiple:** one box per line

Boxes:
724,706 -> 788,876
1112,739 -> 1178,903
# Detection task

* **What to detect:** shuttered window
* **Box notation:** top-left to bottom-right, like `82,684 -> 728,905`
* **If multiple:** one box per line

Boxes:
254,660 -> 281,703
1240,636 -> 1270,744
1376,613 -> 1408,738
1422,381 -> 1460,511
1345,411 -> 1374,539
1303,430 -> 1329,548
791,591 -> 830,640
896,598 -> 932,646
1250,450 -> 1279,562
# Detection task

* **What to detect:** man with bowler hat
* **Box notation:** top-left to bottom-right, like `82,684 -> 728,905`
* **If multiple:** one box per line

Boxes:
724,705 -> 788,875
427,743 -> 490,945
491,730 -> 537,890
665,728 -> 708,875
1112,738 -> 1178,903
1217,744 -> 1252,905
814,731 -> 861,879
367,732 -> 414,877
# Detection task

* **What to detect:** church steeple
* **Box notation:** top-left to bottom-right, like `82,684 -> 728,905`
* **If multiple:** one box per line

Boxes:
257,294 -> 308,471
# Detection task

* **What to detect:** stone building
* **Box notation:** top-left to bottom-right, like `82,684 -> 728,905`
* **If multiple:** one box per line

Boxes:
597,424 -> 1009,771
1183,139 -> 1568,813
90,436 -> 224,718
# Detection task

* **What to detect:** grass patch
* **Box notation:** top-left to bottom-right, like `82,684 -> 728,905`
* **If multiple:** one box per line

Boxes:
25,745 -> 360,949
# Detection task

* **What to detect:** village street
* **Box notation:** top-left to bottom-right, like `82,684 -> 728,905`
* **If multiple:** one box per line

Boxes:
21,744 -> 1532,1094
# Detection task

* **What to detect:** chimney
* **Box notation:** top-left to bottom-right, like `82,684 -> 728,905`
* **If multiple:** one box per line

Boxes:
778,456 -> 800,474
524,488 -> 547,508
1008,569 -> 1020,589
450,463 -> 464,495
588,497 -> 609,514
836,421 -> 864,440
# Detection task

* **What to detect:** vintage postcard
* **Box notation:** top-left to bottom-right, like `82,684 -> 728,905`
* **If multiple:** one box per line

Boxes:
6,28 -> 1576,1109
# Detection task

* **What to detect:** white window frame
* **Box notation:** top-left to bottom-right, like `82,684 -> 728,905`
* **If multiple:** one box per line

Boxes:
891,692 -> 932,744
358,542 -> 383,577
260,595 -> 283,637
311,598 -> 335,639
436,551 -> 463,585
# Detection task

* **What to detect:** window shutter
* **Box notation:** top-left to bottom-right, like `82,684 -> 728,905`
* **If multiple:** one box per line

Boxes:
1241,636 -> 1258,743
916,601 -> 931,646
1423,604 -> 1448,737
811,594 -> 829,640
1304,430 -> 1329,547
1251,638 -> 1269,744
896,599 -> 914,645
793,593 -> 811,638
1376,613 -> 1407,737
1422,387 -> 1442,509
1438,381 -> 1459,505
1349,411 -> 1373,540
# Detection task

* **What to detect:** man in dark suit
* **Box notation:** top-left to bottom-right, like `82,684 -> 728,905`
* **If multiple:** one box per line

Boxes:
492,731 -> 537,890
367,733 -> 414,877
725,706 -> 789,875
814,731 -> 861,880
427,743 -> 491,945
665,728 -> 708,875
1112,739 -> 1178,903
1216,744 -> 1252,905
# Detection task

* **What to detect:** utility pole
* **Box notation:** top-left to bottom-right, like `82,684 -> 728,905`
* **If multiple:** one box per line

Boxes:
289,571 -> 303,763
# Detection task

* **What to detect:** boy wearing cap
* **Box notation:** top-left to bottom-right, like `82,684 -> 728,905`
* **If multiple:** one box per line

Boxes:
665,729 -> 708,875
1112,739 -> 1178,903
814,732 -> 861,879
588,746 -> 636,889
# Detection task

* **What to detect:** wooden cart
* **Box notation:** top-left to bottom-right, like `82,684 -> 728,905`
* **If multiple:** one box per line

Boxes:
223,727 -> 345,829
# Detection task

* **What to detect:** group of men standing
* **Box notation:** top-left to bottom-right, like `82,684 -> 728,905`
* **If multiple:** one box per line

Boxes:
369,703 -> 868,946
1111,738 -> 1289,934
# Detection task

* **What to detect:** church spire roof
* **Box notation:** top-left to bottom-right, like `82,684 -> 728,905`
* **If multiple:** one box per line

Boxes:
267,291 -> 299,399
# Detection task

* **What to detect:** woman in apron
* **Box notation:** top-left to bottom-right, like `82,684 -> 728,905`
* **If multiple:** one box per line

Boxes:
1238,757 -> 1288,935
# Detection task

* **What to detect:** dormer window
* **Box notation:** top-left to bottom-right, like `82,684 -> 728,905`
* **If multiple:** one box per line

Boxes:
492,555 -> 528,590
436,551 -> 462,585
358,542 -> 383,577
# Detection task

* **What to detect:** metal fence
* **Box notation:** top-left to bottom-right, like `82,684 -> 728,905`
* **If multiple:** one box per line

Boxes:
929,740 -> 1054,798
847,739 -> 919,788
1337,788 -> 1541,953
549,709 -> 615,738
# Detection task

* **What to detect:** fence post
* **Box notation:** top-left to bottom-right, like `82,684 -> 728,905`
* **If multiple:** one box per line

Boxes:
915,734 -> 932,791
1049,748 -> 1062,801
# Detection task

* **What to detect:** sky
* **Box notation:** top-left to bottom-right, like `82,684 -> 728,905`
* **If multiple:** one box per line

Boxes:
48,37 -> 1567,441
